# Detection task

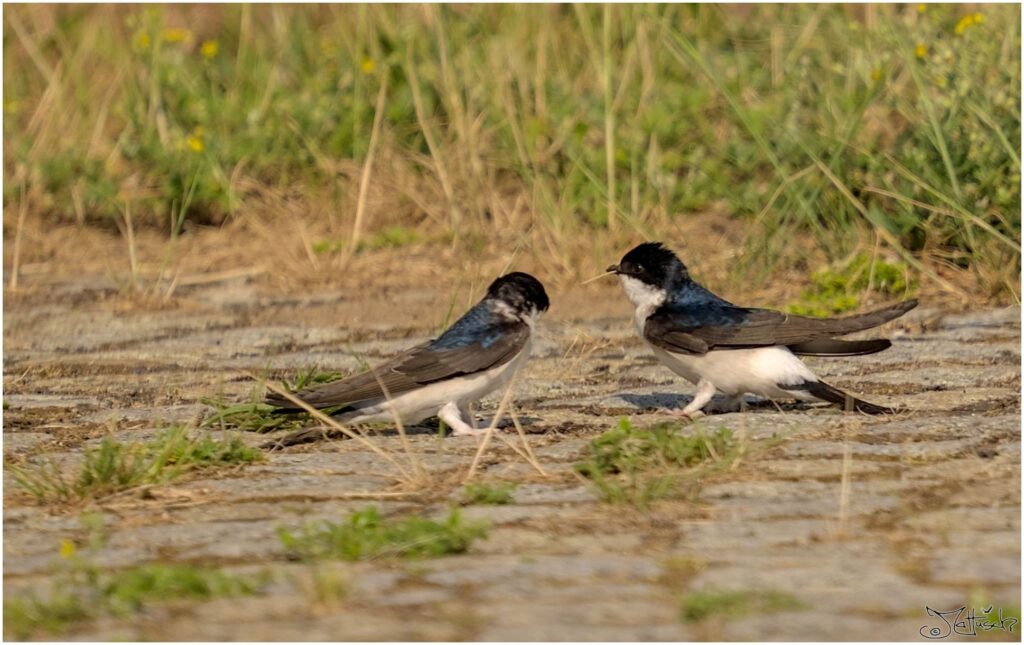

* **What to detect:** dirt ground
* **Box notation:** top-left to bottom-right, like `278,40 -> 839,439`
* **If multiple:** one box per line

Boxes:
3,228 -> 1021,641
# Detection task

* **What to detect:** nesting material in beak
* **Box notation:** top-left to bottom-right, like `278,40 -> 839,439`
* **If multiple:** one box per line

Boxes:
581,270 -> 616,285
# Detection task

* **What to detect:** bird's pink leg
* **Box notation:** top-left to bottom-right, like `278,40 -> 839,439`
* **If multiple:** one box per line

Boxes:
660,379 -> 717,419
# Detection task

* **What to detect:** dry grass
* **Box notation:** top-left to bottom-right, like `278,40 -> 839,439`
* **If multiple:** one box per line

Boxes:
2,4 -> 1018,309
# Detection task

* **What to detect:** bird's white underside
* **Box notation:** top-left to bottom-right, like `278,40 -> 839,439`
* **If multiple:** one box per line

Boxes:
618,274 -> 820,404
336,335 -> 534,429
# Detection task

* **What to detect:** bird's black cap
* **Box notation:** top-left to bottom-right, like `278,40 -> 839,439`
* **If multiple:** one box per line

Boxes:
607,242 -> 687,286
487,272 -> 550,314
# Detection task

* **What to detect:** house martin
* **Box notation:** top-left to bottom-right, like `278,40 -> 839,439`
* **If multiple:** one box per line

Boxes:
607,242 -> 916,417
264,272 -> 549,446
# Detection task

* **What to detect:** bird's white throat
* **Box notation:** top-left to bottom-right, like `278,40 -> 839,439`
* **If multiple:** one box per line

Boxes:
618,275 -> 666,331
491,299 -> 543,329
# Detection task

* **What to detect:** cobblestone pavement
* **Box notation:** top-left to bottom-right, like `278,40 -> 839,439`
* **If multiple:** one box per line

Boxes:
3,273 -> 1020,640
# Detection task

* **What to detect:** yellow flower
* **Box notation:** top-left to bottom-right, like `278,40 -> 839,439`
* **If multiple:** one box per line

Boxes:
917,3 -> 926,12
201,39 -> 219,59
955,13 -> 982,35
186,135 -> 204,153
162,27 -> 191,43
360,57 -> 375,74
133,31 -> 151,52
871,67 -> 882,81
59,539 -> 76,560
915,43 -> 927,58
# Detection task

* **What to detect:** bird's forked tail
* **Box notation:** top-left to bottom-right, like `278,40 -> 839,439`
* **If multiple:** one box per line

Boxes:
782,380 -> 897,415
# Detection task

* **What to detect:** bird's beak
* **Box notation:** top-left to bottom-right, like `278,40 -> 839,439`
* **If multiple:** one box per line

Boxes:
606,264 -> 620,274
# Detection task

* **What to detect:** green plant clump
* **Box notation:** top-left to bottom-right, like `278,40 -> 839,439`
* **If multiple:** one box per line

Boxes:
787,252 -> 918,316
462,482 -> 517,505
574,419 -> 736,508
278,507 -> 488,561
9,426 -> 262,504
680,588 -> 807,623
3,589 -> 92,640
3,542 -> 266,640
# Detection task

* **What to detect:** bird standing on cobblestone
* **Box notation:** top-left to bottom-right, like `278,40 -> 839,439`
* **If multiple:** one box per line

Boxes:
264,272 -> 549,446
607,242 -> 917,417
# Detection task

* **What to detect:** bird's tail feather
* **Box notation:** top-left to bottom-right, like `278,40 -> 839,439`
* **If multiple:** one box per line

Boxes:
261,426 -> 347,450
264,388 -> 356,417
782,380 -> 897,415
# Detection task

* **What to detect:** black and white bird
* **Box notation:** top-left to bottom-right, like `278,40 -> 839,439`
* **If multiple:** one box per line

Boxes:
607,242 -> 917,417
264,272 -> 549,445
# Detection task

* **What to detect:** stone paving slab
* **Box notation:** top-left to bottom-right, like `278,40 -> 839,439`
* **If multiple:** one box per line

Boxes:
2,277 -> 1020,641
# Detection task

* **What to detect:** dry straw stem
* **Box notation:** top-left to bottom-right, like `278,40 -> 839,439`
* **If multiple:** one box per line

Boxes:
258,378 -> 419,486
404,49 -> 460,230
9,187 -> 28,291
558,330 -> 617,386
507,404 -> 548,478
115,203 -> 139,290
463,383 -> 516,483
461,379 -> 552,482
346,74 -> 390,258
602,4 -> 617,234
580,271 -> 615,285
7,11 -> 55,84
468,401 -> 550,480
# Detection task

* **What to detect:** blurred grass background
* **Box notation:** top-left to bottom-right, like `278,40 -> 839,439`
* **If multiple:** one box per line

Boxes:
3,4 -> 1020,306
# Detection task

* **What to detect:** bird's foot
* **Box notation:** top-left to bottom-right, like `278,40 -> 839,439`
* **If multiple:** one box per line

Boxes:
657,407 -> 704,421
449,425 -> 503,437
656,379 -> 718,421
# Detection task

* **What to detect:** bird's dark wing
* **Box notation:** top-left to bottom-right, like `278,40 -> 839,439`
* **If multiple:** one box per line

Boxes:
787,338 -> 891,356
265,321 -> 530,410
644,299 -> 917,355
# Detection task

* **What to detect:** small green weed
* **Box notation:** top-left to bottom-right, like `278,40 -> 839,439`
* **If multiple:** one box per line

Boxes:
680,588 -> 807,623
311,238 -> 345,255
3,589 -> 92,640
574,419 -> 737,508
9,427 -> 262,504
787,252 -> 918,316
3,540 -> 266,639
310,227 -> 419,255
100,564 -> 265,615
362,226 -> 419,250
202,365 -> 347,433
461,482 -> 517,505
965,588 -> 1020,641
278,506 -> 487,561
287,365 -> 348,390
201,401 -> 307,434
